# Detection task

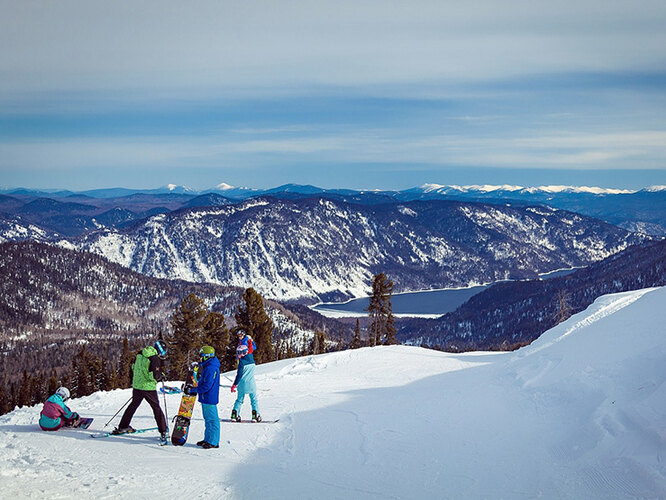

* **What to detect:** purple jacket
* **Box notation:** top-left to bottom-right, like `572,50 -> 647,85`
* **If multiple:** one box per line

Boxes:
39,394 -> 76,430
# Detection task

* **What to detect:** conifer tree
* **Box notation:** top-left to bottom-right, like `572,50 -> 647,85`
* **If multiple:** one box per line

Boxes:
234,288 -> 275,364
384,310 -> 398,346
286,342 -> 296,358
351,318 -> 362,349
555,290 -> 573,324
311,330 -> 326,355
167,293 -> 208,378
46,372 -> 58,396
202,311 -> 229,365
366,273 -> 397,346
17,370 -> 31,407
0,379 -> 8,415
118,337 -> 133,388
76,346 -> 91,397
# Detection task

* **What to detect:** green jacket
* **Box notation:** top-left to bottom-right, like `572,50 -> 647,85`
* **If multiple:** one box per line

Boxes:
131,346 -> 162,391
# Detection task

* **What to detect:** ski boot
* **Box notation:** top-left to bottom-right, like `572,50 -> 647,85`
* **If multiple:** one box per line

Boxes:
202,442 -> 219,449
196,440 -> 207,447
159,431 -> 168,446
230,409 -> 241,422
111,426 -> 136,435
252,410 -> 262,423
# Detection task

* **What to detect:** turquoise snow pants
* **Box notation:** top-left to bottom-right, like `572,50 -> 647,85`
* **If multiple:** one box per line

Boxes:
201,403 -> 219,446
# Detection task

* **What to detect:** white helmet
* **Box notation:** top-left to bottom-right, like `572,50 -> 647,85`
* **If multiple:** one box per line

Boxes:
56,387 -> 70,401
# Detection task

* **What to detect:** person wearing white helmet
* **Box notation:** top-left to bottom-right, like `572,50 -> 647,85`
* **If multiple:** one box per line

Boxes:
230,331 -> 262,423
39,387 -> 80,431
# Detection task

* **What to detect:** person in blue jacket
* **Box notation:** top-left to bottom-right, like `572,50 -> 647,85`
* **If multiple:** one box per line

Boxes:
187,345 -> 220,449
231,331 -> 262,422
39,387 -> 80,431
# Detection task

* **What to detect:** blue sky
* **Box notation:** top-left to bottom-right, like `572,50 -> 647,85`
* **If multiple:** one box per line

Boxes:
0,1 -> 665,191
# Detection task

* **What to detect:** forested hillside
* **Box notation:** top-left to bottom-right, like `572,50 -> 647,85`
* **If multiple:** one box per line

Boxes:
0,242 -> 345,404
398,239 -> 666,350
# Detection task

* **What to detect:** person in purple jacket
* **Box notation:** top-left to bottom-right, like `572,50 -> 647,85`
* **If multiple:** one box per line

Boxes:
39,387 -> 80,431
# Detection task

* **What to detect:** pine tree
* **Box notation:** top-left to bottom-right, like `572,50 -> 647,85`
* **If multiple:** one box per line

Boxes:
17,370 -> 31,407
311,330 -> 326,355
167,293 -> 208,378
202,311 -> 229,365
118,337 -> 133,388
30,372 -> 46,406
366,273 -> 397,346
351,318 -> 362,349
76,346 -> 91,397
384,309 -> 398,346
286,340 -> 296,359
555,290 -> 572,324
46,371 -> 58,396
234,288 -> 275,364
0,379 -> 8,415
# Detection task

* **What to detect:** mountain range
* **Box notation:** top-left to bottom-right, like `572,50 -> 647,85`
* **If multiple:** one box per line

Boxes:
1,183 -> 665,237
65,196 -> 647,303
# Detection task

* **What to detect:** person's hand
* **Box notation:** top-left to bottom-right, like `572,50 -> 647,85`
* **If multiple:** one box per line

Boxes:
231,385 -> 237,393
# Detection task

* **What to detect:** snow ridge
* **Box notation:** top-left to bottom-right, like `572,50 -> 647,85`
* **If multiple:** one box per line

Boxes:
0,286 -> 664,498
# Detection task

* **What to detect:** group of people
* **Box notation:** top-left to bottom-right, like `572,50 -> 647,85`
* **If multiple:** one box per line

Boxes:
39,330 -> 262,450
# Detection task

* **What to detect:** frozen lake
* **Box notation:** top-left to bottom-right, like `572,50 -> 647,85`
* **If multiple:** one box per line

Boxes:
313,268 -> 579,318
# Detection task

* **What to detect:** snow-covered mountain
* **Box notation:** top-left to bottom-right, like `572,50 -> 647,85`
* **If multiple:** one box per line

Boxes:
71,197 -> 644,302
1,286 -> 664,498
2,182 -> 665,239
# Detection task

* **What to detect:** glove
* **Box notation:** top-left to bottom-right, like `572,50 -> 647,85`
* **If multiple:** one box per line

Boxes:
231,385 -> 237,393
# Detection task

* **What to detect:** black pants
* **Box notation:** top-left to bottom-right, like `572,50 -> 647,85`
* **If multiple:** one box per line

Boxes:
119,388 -> 167,433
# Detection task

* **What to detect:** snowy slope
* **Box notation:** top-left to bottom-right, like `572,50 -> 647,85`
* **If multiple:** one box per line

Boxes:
1,287 -> 664,499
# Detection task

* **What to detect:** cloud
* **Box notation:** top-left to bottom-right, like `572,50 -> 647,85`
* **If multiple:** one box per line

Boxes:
1,1 -> 665,96
2,130 -> 663,174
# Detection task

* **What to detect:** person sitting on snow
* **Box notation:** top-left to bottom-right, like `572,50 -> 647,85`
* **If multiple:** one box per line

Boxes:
230,331 -> 261,422
39,387 -> 80,431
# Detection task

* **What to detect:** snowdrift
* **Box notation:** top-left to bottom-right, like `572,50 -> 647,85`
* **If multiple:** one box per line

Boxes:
1,287 -> 664,499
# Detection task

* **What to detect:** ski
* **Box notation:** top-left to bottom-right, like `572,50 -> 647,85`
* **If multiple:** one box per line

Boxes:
90,427 -> 159,439
220,418 -> 280,424
159,385 -> 182,394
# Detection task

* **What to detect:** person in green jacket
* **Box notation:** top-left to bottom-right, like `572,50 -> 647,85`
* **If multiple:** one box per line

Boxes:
113,341 -> 168,442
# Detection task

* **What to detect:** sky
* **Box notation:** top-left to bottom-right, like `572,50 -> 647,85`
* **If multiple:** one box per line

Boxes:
0,0 -> 665,191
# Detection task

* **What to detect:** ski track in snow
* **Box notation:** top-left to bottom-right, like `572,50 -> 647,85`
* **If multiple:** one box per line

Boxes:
1,287 -> 665,499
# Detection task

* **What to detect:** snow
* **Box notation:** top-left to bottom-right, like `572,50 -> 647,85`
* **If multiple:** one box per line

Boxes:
1,287 -> 664,499
419,183 -> 637,195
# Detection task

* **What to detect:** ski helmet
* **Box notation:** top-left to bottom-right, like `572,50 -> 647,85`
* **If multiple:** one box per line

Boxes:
199,345 -> 215,361
56,387 -> 70,401
236,343 -> 249,357
154,340 -> 167,358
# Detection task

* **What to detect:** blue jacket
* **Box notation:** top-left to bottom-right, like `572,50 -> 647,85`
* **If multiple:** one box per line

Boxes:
190,356 -> 220,405
233,335 -> 256,387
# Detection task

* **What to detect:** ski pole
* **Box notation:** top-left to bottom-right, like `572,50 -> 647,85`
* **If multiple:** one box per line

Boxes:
161,381 -> 170,438
103,396 -> 132,428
